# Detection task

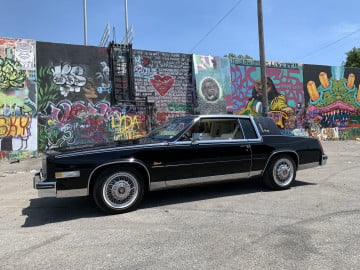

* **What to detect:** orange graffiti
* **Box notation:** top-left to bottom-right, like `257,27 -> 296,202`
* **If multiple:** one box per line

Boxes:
0,116 -> 30,137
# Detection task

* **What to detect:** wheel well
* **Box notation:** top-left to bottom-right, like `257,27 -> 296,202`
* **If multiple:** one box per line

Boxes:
88,163 -> 150,195
264,152 -> 298,173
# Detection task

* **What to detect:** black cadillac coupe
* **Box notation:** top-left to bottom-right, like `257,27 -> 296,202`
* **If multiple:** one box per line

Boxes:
34,115 -> 328,214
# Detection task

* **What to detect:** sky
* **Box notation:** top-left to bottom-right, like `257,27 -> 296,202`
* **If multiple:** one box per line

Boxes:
1,0 -> 360,67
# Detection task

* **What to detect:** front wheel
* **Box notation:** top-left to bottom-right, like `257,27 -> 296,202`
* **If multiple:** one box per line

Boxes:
93,167 -> 144,214
263,155 -> 296,190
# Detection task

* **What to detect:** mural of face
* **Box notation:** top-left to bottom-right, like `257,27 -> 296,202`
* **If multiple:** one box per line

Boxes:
201,77 -> 220,102
254,79 -> 271,93
253,77 -> 279,101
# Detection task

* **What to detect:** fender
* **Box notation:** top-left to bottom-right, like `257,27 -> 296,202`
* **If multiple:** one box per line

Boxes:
87,158 -> 151,194
261,150 -> 299,176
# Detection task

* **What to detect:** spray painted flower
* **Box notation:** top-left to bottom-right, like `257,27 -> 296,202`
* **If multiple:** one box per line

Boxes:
0,57 -> 26,89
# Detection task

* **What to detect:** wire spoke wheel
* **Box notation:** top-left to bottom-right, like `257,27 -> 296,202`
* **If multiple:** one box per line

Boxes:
103,172 -> 139,209
94,167 -> 144,214
263,154 -> 296,190
272,158 -> 294,187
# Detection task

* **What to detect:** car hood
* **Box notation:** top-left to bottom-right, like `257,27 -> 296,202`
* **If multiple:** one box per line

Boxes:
45,137 -> 164,156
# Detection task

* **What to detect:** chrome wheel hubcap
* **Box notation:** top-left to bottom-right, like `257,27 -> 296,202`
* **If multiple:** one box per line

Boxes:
111,181 -> 131,200
103,172 -> 139,209
273,159 -> 294,186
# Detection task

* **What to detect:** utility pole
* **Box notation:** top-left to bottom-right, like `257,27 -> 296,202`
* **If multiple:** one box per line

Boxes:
83,0 -> 88,45
124,0 -> 129,44
257,0 -> 268,116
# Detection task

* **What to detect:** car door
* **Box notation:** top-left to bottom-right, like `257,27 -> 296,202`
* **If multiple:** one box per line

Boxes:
159,117 -> 252,187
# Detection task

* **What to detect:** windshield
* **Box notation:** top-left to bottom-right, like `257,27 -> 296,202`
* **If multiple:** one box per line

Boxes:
145,116 -> 195,141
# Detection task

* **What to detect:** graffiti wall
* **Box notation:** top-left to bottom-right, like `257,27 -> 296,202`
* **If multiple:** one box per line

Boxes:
0,38 -> 37,160
36,42 -> 147,151
231,59 -> 303,132
133,50 -> 194,124
3,36 -> 360,161
304,65 -> 360,139
193,55 -> 231,114
229,59 -> 360,139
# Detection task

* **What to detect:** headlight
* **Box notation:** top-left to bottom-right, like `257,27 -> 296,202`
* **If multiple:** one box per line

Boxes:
55,171 -> 80,179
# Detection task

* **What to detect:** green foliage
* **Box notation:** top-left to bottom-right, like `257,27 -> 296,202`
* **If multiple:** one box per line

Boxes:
0,57 -> 26,89
345,47 -> 360,68
224,53 -> 253,60
38,126 -> 48,152
37,66 -> 61,112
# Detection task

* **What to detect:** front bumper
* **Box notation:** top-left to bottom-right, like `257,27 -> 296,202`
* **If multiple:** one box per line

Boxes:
33,171 -> 56,197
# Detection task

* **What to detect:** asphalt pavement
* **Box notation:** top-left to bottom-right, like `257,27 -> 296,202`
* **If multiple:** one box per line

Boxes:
0,140 -> 359,270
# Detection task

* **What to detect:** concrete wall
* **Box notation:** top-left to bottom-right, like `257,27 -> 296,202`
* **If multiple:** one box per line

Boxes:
0,37 -> 360,160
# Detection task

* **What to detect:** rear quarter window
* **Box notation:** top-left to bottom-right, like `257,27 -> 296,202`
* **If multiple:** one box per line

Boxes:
239,119 -> 258,139
253,116 -> 281,135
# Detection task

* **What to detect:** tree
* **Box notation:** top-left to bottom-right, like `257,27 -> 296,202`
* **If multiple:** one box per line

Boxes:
345,47 -> 360,68
224,53 -> 253,60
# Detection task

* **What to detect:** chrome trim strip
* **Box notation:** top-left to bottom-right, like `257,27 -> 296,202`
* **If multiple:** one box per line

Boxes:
321,154 -> 328,166
197,115 -> 252,119
57,188 -> 88,198
149,181 -> 167,191
154,159 -> 252,168
150,171 -> 251,191
55,142 -> 169,158
249,170 -> 262,177
298,162 -> 319,171
173,141 -> 192,145
36,182 -> 57,197
87,159 -> 151,193
197,140 -> 248,144
174,139 -> 249,145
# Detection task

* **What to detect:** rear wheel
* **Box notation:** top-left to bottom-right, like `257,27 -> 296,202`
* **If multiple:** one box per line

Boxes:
263,154 -> 296,190
93,167 -> 144,214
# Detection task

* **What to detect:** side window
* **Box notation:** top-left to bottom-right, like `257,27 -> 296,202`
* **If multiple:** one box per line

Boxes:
191,119 -> 212,140
239,119 -> 258,139
192,119 -> 244,140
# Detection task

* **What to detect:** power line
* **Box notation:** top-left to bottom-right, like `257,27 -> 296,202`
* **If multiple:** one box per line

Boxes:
298,27 -> 360,61
188,0 -> 244,53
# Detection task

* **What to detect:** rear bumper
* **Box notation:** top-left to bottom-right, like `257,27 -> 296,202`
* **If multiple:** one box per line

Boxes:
321,154 -> 328,166
298,153 -> 328,170
33,171 -> 56,197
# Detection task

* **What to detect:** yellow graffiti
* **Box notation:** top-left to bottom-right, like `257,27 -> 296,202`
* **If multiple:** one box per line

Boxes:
0,116 -> 30,137
111,115 -> 146,140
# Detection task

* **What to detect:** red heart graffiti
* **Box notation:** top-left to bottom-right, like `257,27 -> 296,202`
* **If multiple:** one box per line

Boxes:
141,57 -> 150,66
150,75 -> 175,96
